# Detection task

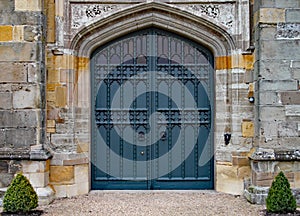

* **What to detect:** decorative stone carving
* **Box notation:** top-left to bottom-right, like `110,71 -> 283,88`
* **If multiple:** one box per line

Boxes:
183,4 -> 235,33
276,23 -> 300,39
85,5 -> 117,18
188,4 -> 220,18
71,3 -> 236,34
71,4 -> 127,29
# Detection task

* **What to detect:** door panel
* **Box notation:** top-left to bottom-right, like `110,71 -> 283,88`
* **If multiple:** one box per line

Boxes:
91,29 -> 214,190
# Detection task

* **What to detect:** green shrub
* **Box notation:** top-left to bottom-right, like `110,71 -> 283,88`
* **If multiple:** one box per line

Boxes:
266,171 -> 296,214
3,173 -> 38,213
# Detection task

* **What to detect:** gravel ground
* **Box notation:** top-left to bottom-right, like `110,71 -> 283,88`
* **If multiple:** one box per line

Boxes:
38,191 -> 265,216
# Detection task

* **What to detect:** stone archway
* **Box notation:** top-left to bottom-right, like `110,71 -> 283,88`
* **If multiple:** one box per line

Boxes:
48,1 -> 238,196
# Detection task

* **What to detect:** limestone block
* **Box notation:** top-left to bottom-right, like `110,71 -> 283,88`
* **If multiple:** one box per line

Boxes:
66,182 -> 89,197
0,129 -> 5,147
66,184 -> 77,197
0,26 -> 13,41
45,0 -> 55,43
13,25 -> 24,41
216,164 -> 243,195
15,0 -> 42,11
77,143 -> 89,153
74,164 -> 88,184
255,60 -> 292,80
50,166 -> 74,184
0,92 -> 12,109
54,55 -> 76,70
281,92 -> 300,105
257,8 -> 285,23
285,105 -> 300,116
47,120 -> 56,128
36,186 -> 55,206
52,184 -> 67,198
6,128 -> 36,148
0,110 -> 13,127
258,26 -> 277,41
0,0 -> 14,11
50,134 -> 74,147
78,57 -> 89,71
278,122 -> 298,137
55,121 -> 74,134
260,106 -> 285,121
24,172 -> 49,188
275,0 -> 300,8
47,83 -> 60,91
237,166 -> 251,179
232,156 -> 250,167
0,43 -> 37,61
259,40 -> 300,61
242,121 -> 254,138
13,85 -> 40,109
259,80 -> 298,91
13,110 -> 39,128
259,92 -> 278,105
0,63 -> 27,83
77,182 -> 89,195
286,9 -> 300,22
21,160 -> 49,173
278,137 -> 300,149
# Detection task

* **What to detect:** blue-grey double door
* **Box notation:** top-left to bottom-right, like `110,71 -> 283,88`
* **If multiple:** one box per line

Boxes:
91,29 -> 214,189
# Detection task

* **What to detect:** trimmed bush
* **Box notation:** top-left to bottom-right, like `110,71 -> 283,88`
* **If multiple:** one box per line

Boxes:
266,171 -> 296,214
3,173 -> 38,213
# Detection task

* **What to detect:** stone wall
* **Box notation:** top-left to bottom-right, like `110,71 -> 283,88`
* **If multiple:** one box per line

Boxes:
0,0 -> 299,205
0,0 -> 53,205
244,0 -> 300,204
44,0 -> 254,197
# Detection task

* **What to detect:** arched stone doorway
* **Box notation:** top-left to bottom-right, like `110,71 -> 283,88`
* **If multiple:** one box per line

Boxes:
64,1 -> 237,195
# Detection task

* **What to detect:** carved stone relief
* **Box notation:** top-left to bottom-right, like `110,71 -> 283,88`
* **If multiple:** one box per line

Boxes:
276,23 -> 300,39
70,2 -> 236,34
181,4 -> 236,33
71,4 -> 129,29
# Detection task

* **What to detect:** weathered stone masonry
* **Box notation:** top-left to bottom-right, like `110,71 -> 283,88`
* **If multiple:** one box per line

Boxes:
0,0 -> 54,205
244,0 -> 300,204
0,0 -> 299,205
